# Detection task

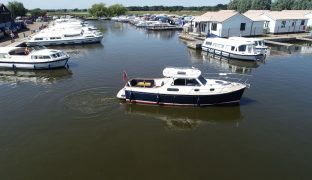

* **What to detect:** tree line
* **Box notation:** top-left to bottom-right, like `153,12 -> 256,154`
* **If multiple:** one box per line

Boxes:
127,4 -> 227,11
5,0 -> 312,19
228,0 -> 312,13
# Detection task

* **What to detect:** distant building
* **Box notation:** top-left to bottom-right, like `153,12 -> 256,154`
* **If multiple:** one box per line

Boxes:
260,11 -> 308,34
190,10 -> 263,38
0,3 -> 12,28
244,10 -> 269,33
282,10 -> 312,27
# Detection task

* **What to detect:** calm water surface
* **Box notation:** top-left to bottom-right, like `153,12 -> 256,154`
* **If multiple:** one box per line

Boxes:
1,21 -> 312,179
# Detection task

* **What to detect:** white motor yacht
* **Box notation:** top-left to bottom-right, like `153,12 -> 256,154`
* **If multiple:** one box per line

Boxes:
26,28 -> 103,46
229,37 -> 268,55
0,46 -> 69,69
117,67 -> 248,106
202,37 -> 263,61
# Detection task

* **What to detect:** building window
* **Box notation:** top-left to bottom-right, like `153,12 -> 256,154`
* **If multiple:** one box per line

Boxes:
211,23 -> 217,31
281,21 -> 286,28
301,20 -> 305,26
240,23 -> 246,31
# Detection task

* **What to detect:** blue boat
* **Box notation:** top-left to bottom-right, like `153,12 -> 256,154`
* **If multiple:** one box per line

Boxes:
117,67 -> 249,106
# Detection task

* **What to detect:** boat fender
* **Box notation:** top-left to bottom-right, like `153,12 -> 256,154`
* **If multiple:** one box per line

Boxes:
197,96 -> 200,107
12,64 -> 16,69
48,64 -> 51,69
129,91 -> 132,102
66,64 -> 69,69
33,64 -> 36,70
156,95 -> 160,104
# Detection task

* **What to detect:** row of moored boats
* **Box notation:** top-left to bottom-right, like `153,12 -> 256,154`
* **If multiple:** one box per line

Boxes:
0,17 -> 104,70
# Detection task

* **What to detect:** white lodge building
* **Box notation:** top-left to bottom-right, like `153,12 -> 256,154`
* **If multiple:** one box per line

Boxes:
260,11 -> 308,34
190,10 -> 263,38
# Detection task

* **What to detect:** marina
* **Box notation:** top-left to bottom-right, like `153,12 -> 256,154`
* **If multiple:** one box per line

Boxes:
1,2 -> 312,179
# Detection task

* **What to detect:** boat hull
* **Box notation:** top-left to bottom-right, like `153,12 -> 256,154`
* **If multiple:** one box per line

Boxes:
123,88 -> 246,106
0,58 -> 69,70
202,46 -> 263,61
26,36 -> 103,46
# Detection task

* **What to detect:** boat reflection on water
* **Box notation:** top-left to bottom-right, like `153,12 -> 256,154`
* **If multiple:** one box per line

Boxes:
203,54 -> 261,74
0,68 -> 72,85
122,103 -> 243,130
187,48 -> 262,74
145,30 -> 177,40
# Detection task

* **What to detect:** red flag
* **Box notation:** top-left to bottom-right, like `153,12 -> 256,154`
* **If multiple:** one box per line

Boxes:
123,71 -> 128,81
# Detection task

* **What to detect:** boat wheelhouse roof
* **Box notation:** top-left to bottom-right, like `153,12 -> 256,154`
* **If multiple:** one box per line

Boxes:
163,67 -> 201,79
0,47 -> 61,55
33,29 -> 82,37
229,37 -> 264,42
204,37 -> 254,46
0,47 -> 22,54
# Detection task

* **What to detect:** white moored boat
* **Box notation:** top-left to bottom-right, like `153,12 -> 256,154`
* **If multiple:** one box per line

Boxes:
26,28 -> 103,46
117,67 -> 248,106
229,37 -> 268,55
0,46 -> 69,69
202,37 -> 263,61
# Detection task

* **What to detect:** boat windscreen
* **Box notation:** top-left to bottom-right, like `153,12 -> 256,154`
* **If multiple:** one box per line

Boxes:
198,75 -> 207,85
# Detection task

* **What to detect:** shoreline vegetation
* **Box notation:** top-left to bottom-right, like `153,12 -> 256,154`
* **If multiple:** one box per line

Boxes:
5,0 -> 312,19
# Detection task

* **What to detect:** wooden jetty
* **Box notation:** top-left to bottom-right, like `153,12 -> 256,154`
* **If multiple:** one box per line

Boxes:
264,40 -> 294,47
186,40 -> 203,50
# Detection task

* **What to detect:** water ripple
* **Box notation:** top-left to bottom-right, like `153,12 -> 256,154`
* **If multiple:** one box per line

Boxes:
62,87 -> 118,118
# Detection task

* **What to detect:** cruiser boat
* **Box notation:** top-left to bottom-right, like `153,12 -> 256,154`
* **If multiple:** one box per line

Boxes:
26,28 -> 103,46
117,67 -> 248,106
202,37 -> 263,61
0,46 -> 69,69
229,37 -> 268,55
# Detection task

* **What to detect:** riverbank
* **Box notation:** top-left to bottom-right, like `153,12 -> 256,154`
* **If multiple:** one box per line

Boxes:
0,22 -> 48,47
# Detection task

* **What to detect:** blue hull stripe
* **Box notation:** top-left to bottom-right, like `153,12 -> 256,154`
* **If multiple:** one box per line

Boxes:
125,88 -> 245,106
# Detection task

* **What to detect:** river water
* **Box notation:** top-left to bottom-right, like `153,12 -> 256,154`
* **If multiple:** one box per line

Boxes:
1,21 -> 312,179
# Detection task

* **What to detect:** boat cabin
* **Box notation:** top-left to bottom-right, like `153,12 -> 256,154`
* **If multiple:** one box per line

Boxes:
203,38 -> 256,54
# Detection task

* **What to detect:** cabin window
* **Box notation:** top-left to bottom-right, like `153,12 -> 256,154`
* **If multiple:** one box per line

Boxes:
167,88 -> 179,92
173,79 -> 186,86
64,34 -> 80,37
301,20 -> 305,26
281,21 -> 286,28
0,53 -> 6,58
238,45 -> 246,52
198,75 -> 207,85
211,23 -> 217,31
240,23 -> 246,31
34,38 -> 43,41
231,46 -> 235,51
186,79 -> 200,86
206,41 -> 212,46
247,45 -> 252,53
31,56 -> 37,59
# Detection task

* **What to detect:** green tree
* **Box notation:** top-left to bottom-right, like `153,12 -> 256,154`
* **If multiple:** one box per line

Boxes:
7,1 -> 27,18
237,0 -> 252,12
108,4 -> 127,16
89,3 -> 109,17
228,0 -> 240,10
29,8 -> 46,17
271,0 -> 295,10
251,0 -> 272,10
292,0 -> 312,9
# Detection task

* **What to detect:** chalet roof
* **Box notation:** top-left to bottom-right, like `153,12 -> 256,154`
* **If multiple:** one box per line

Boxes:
263,11 -> 309,20
244,10 -> 269,21
192,10 -> 239,22
282,10 -> 312,15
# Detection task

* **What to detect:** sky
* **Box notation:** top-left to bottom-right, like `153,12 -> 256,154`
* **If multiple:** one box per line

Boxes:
0,0 -> 229,9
